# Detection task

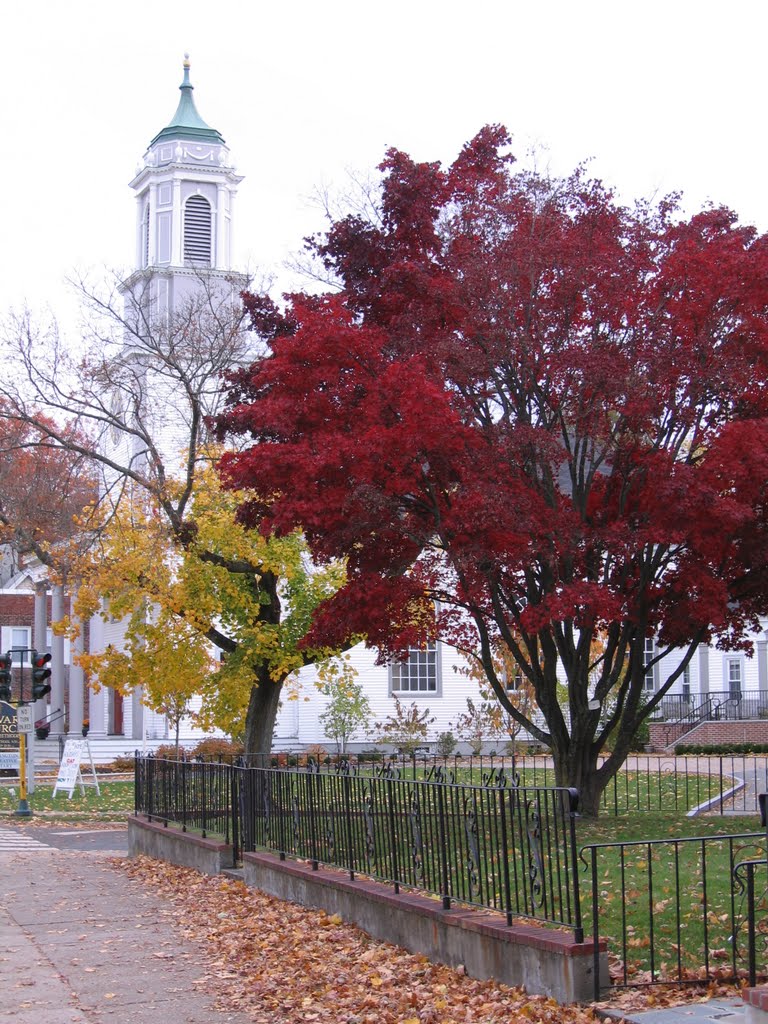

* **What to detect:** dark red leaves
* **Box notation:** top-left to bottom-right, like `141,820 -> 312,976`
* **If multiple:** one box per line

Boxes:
216,124 -> 768,674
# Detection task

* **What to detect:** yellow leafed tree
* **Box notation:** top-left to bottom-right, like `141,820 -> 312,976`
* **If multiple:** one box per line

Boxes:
73,459 -> 346,752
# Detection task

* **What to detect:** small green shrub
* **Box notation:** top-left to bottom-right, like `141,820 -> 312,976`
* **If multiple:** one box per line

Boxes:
674,741 -> 768,755
358,748 -> 384,763
435,731 -> 457,757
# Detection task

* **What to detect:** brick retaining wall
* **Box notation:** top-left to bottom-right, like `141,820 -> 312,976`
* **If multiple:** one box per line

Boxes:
649,719 -> 768,751
743,985 -> 768,1023
128,815 -> 234,874
128,815 -> 607,1004
243,849 -> 607,1005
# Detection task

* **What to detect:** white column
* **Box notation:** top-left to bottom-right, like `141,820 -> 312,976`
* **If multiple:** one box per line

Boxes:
216,183 -> 227,269
88,610 -> 107,738
227,187 -> 235,269
758,635 -> 768,692
135,194 -> 144,268
148,182 -> 158,266
132,685 -> 144,741
698,645 -> 710,698
68,601 -> 84,736
50,585 -> 66,736
172,178 -> 182,265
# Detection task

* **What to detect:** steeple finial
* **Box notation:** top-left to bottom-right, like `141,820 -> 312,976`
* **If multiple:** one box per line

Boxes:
148,54 -> 225,147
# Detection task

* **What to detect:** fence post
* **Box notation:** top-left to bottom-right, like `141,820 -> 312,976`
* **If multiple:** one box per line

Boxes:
230,764 -> 239,861
591,845 -> 601,1002
720,757 -> 724,814
386,772 -> 400,895
498,784 -> 513,926
200,761 -> 208,838
747,861 -> 757,987
436,777 -> 451,911
180,757 -> 188,832
307,765 -> 319,870
567,789 -> 584,943
343,769 -> 355,881
277,768 -> 287,861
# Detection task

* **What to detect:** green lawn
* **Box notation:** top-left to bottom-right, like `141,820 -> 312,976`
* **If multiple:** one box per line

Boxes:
444,764 -> 736,817
0,779 -> 134,819
576,811 -> 761,845
577,813 -> 766,984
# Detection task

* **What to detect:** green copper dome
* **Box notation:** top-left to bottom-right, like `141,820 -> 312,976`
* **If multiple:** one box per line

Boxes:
149,56 -> 225,147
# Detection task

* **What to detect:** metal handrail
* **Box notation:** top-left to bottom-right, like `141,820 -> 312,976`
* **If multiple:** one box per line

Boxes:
663,696 -> 716,746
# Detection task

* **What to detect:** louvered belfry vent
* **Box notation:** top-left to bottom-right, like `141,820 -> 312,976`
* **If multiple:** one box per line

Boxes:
184,195 -> 212,265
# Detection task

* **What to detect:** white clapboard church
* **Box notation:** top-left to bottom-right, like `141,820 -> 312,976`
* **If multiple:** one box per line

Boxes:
15,59 -> 768,761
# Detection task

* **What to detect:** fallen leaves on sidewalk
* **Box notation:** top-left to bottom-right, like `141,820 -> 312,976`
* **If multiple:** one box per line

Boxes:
117,856 -> 601,1024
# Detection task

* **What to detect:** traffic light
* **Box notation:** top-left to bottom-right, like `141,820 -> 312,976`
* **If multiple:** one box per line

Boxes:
0,652 -> 11,702
31,650 -> 52,700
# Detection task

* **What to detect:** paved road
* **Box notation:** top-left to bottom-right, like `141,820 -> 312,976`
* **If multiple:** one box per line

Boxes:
0,824 -> 128,855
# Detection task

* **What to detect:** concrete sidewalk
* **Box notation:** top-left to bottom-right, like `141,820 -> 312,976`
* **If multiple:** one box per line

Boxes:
1,849 -> 252,1023
0,844 -> 755,1024
602,997 -> 747,1024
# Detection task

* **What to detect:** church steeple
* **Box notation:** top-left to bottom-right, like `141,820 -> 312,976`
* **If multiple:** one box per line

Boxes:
127,56 -> 244,285
149,55 -> 225,147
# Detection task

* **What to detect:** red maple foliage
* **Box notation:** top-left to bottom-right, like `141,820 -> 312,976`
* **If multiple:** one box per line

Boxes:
217,125 -> 768,813
0,411 -> 97,563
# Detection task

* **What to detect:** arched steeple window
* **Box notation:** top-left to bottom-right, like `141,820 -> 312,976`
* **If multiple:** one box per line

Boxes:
183,195 -> 212,266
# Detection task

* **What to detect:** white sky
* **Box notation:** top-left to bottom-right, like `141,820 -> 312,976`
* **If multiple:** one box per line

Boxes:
2,0 -> 767,329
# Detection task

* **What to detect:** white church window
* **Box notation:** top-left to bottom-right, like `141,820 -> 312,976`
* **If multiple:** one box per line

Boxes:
183,195 -> 212,265
643,637 -> 655,691
505,666 -> 524,690
390,644 -> 440,695
3,627 -> 31,664
726,656 -> 743,697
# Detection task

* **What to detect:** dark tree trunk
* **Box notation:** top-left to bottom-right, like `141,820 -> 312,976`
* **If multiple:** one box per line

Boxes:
551,724 -> 640,818
552,748 -> 607,818
243,668 -> 285,764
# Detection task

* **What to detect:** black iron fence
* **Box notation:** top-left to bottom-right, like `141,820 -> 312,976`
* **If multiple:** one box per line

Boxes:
134,752 -> 768,993
238,750 -> 768,816
581,831 -> 767,998
136,754 -> 582,938
135,755 -> 237,848
734,856 -> 768,987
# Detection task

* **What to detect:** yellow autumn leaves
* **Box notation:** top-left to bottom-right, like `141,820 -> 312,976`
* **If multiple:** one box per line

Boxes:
67,454 -> 346,739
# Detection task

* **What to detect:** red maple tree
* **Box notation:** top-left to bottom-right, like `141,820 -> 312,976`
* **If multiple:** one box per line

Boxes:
0,412 -> 97,565
217,126 -> 768,813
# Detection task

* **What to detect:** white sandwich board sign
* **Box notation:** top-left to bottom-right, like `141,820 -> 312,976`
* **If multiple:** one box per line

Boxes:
53,738 -> 100,799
